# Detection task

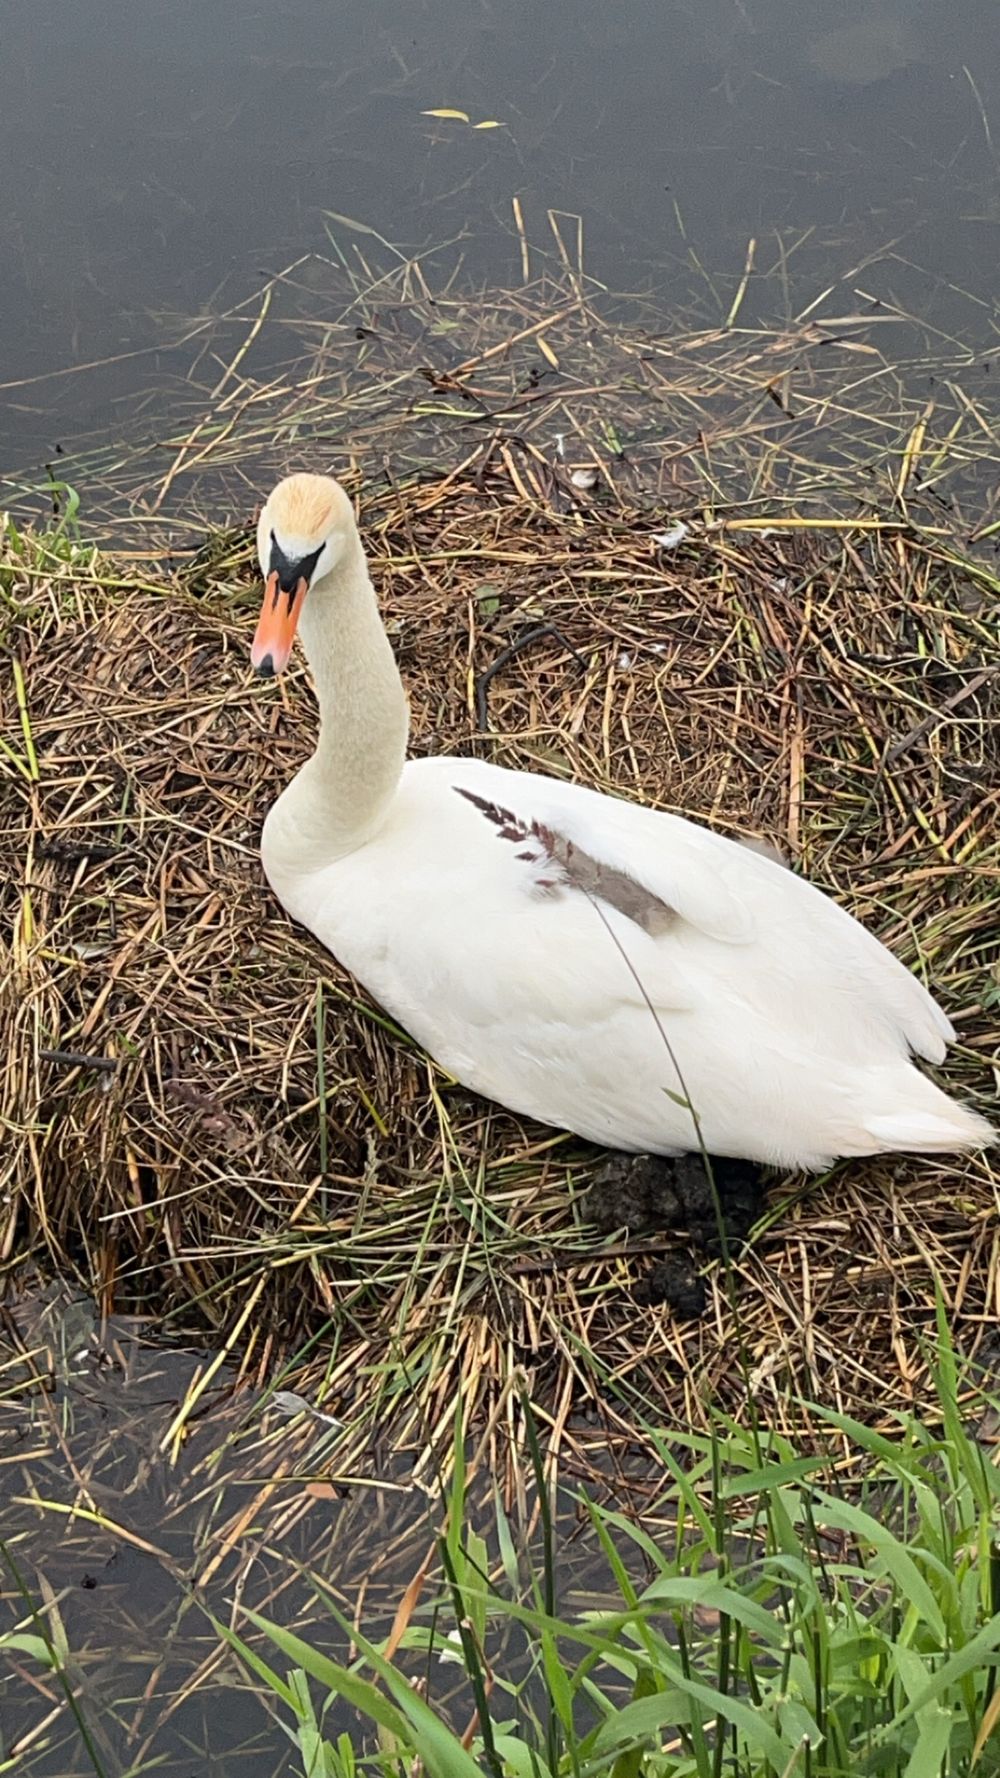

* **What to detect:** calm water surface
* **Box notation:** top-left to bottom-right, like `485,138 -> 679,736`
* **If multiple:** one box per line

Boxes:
0,1289 -> 641,1775
2,0 -> 1000,481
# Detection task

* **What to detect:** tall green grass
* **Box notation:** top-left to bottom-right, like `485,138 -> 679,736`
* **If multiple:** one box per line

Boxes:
223,1310 -> 1000,1778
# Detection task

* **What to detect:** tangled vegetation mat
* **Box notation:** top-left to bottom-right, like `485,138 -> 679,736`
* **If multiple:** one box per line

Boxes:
2,253 -> 998,1491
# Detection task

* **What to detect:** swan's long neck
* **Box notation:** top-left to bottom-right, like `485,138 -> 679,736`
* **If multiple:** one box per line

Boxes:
286,534 -> 408,862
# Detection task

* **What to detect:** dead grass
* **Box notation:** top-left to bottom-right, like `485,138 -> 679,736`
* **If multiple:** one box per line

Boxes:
1,255 -> 999,1493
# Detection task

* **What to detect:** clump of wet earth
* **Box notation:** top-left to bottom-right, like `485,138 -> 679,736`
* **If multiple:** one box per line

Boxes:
582,1154 -> 767,1319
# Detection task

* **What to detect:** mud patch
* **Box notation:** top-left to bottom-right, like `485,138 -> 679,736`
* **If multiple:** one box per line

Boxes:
582,1153 -> 769,1317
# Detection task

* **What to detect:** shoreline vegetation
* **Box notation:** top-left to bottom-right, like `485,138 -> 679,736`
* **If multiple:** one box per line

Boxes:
2,242 -> 999,1774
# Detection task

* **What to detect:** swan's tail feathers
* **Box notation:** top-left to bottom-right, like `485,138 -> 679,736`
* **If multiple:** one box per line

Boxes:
865,1101 -> 995,1155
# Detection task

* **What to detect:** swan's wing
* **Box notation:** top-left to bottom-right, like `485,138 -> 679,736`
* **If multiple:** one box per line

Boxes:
452,764 -> 954,1065
556,781 -> 954,1063
453,783 -> 756,944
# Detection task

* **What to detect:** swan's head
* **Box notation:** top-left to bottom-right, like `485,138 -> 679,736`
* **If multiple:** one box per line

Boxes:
251,472 -> 356,676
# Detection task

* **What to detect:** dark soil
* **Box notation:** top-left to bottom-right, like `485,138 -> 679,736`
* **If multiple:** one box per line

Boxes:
582,1153 -> 769,1318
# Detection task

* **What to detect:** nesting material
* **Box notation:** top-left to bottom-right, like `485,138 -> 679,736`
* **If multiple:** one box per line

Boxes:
2,288 -> 999,1485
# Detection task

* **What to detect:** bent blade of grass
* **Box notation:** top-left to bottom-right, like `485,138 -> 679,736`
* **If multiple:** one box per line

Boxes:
208,1611 -> 302,1712
796,1493 -> 947,1643
639,1574 -> 781,1644
238,1610 -> 414,1746
244,1604 -> 488,1778
595,1665 -> 795,1768
877,1610 -> 1000,1742
805,1403 -> 926,1466
718,1455 -> 832,1498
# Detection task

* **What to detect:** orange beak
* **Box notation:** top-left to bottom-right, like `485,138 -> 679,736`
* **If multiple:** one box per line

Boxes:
251,571 -> 308,676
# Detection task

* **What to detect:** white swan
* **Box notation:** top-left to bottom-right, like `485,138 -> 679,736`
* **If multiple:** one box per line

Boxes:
250,473 -> 993,1171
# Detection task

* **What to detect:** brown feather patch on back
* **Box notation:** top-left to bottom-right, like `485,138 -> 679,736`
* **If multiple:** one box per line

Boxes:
455,786 -> 676,934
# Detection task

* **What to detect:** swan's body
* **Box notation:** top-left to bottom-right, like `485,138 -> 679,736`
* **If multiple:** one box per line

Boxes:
251,474 -> 993,1171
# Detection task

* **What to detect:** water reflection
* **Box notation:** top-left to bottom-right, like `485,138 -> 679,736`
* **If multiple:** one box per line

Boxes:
2,0 -> 999,476
1,1285 -> 639,1775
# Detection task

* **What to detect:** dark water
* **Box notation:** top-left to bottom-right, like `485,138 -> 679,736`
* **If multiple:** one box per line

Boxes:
3,0 -> 1000,485
3,1288 -> 629,1775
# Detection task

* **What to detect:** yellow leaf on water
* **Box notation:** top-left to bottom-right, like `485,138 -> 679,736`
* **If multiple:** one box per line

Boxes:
422,108 -> 470,121
473,119 -> 505,129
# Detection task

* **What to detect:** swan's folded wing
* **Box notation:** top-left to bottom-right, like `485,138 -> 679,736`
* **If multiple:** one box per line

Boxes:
524,785 -> 759,943
444,760 -> 954,1064
525,778 -> 954,1064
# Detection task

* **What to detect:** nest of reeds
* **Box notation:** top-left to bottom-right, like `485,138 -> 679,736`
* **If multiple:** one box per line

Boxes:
2,264 -> 999,1487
